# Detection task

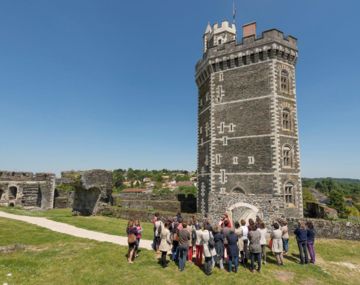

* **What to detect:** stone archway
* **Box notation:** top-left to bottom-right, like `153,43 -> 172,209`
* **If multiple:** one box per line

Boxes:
9,186 -> 18,199
226,202 -> 260,225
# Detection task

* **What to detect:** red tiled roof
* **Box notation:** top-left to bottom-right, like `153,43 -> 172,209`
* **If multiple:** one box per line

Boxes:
122,188 -> 147,193
176,181 -> 194,187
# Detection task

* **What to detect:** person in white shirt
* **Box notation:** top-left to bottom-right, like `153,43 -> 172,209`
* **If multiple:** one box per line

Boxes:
258,222 -> 268,264
240,219 -> 249,266
195,224 -> 203,266
154,218 -> 163,253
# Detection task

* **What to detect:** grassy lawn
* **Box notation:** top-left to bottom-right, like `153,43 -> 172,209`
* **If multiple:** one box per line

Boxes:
1,217 -> 360,285
0,207 -> 155,240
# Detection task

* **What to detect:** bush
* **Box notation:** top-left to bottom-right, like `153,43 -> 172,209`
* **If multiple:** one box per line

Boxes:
176,186 -> 197,197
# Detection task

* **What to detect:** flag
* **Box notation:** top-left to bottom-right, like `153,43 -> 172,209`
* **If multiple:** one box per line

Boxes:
232,0 -> 237,24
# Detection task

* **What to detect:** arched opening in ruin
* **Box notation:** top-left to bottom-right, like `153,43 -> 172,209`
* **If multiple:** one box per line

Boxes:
9,186 -> 18,199
232,187 -> 246,194
226,202 -> 260,225
0,189 -> 4,200
36,187 -> 42,207
53,189 -> 60,208
72,187 -> 101,216
9,202 -> 15,207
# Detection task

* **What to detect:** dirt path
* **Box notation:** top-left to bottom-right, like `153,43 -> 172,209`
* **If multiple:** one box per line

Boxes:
0,211 -> 153,250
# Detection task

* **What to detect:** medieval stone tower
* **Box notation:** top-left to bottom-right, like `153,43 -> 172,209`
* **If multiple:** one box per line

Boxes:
196,21 -> 303,224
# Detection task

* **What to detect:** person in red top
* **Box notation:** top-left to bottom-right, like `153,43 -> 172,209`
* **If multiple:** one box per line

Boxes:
135,220 -> 143,257
224,213 -> 232,228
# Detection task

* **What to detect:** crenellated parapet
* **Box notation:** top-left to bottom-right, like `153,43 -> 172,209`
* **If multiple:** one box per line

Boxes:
196,22 -> 298,88
0,171 -> 55,182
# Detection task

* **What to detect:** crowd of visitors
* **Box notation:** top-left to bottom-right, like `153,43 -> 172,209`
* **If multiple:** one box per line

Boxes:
126,212 -> 316,274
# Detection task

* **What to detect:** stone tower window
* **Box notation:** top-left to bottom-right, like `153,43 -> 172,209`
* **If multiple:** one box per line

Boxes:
280,69 -> 289,92
284,182 -> 294,204
205,122 -> 209,137
229,123 -> 235,132
248,156 -> 255,165
282,145 -> 293,168
282,108 -> 291,130
220,169 -> 227,184
223,136 -> 228,146
233,156 -> 238,165
215,154 -> 221,165
218,39 -> 222,45
233,187 -> 245,194
234,57 -> 239,66
219,122 -> 225,134
219,72 -> 224,82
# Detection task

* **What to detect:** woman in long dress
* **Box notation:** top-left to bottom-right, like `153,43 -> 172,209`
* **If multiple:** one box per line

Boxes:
271,222 -> 284,266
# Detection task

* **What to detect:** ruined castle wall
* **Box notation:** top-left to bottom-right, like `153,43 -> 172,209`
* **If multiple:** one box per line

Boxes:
0,171 -> 55,209
72,170 -> 112,215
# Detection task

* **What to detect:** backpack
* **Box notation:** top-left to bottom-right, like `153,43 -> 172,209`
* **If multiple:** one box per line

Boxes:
128,233 -> 136,244
208,231 -> 215,249
191,228 -> 197,245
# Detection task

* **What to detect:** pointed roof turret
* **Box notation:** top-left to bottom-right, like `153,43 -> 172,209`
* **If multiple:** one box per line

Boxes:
205,22 -> 212,34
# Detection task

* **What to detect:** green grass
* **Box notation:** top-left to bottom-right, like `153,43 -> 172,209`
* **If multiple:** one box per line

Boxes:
1,217 -> 360,285
0,207 -> 155,240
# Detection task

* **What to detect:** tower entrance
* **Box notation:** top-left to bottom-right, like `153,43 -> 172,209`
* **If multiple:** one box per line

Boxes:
226,202 -> 260,224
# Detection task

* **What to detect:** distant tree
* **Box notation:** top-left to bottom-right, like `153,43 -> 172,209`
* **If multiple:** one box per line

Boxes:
154,174 -> 163,183
302,188 -> 316,203
177,186 -> 197,196
302,179 -> 315,188
113,169 -> 125,188
175,175 -> 190,182
328,190 -> 347,218
314,181 -> 324,192
126,168 -> 137,181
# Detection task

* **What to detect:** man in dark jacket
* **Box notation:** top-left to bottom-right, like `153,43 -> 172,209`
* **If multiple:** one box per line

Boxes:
294,221 -> 309,264
227,229 -> 239,273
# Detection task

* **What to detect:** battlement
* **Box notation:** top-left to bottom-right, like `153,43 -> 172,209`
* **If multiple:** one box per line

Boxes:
196,21 -> 298,87
0,171 -> 55,182
209,20 -> 236,35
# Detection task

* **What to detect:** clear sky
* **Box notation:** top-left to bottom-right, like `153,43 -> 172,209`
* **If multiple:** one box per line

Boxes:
0,0 -> 359,178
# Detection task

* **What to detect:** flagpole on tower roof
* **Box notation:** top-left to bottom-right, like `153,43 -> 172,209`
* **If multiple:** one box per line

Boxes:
232,0 -> 237,25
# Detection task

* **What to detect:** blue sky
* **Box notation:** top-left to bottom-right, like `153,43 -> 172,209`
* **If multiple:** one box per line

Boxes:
0,0 -> 359,178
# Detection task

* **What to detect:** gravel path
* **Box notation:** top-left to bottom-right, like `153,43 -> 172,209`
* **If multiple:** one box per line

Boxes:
0,211 -> 153,250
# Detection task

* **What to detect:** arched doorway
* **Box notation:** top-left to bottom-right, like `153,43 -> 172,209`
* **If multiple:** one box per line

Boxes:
232,187 -> 246,194
9,186 -> 18,199
226,202 -> 260,225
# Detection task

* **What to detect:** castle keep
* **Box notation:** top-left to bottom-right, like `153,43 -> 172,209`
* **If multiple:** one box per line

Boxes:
196,21 -> 303,224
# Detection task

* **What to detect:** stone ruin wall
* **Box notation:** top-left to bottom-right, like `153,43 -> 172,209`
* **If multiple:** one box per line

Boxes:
0,169 -> 112,215
0,171 -> 55,209
70,169 -> 113,215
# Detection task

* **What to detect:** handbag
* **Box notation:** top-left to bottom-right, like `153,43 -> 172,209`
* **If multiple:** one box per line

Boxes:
268,239 -> 273,249
128,233 -> 136,244
208,231 -> 215,249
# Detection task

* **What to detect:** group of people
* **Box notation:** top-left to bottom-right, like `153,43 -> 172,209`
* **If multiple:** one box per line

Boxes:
126,212 -> 316,275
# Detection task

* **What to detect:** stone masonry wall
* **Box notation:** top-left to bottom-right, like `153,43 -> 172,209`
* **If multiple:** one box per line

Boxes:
0,171 -> 55,209
288,219 -> 360,241
196,23 -> 302,223
72,170 -> 112,215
